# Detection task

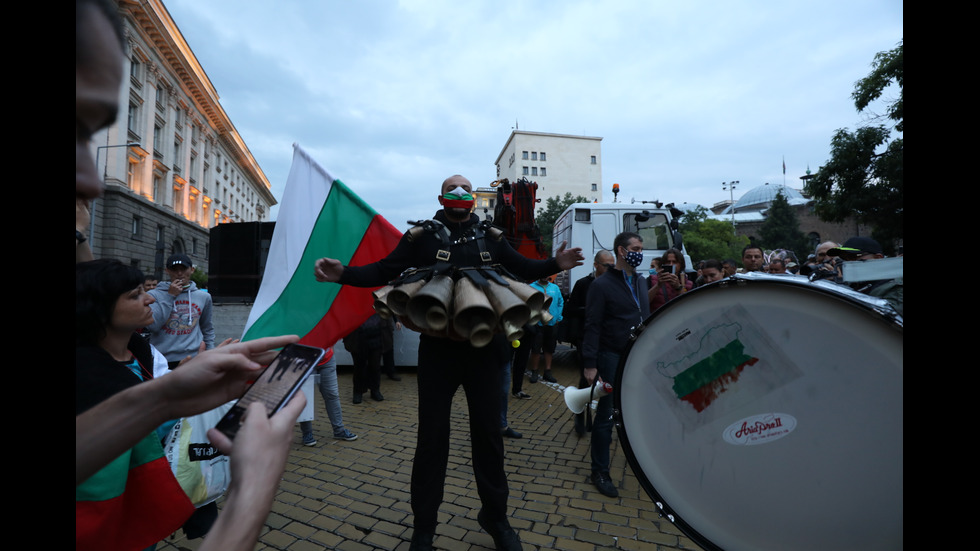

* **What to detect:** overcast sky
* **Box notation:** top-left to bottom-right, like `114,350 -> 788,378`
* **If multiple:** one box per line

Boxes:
162,0 -> 903,231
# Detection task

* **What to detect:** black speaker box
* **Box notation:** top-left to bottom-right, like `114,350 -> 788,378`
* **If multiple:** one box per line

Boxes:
209,222 -> 275,300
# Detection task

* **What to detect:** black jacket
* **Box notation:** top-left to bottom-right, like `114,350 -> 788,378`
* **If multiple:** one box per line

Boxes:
76,333 -> 154,415
581,267 -> 650,369
340,210 -> 560,288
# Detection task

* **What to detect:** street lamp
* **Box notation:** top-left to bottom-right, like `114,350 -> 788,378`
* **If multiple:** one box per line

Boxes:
95,141 -> 141,181
722,180 -> 738,236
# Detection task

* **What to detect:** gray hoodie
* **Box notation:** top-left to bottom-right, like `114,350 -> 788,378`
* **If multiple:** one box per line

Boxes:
147,280 -> 215,362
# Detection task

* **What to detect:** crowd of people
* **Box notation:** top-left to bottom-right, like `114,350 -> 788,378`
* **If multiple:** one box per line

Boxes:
78,2 -> 900,549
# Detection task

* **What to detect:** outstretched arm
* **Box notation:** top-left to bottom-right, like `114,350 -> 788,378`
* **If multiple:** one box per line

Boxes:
76,335 -> 299,486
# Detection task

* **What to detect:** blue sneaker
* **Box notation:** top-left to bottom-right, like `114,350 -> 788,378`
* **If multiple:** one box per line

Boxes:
333,429 -> 358,441
302,433 -> 317,446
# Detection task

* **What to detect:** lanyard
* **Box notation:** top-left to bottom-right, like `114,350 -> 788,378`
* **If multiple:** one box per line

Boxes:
622,270 -> 640,310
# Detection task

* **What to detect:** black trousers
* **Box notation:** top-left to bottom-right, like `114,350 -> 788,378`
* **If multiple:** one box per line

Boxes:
351,346 -> 381,393
411,335 -> 508,531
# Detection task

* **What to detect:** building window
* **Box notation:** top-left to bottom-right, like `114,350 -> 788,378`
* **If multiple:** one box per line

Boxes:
131,216 -> 142,238
531,167 -> 538,176
540,152 -> 546,161
591,155 -> 597,164
591,183 -> 598,191
531,152 -> 537,161
156,225 -> 164,245
153,125 -> 163,158
522,166 -> 529,175
540,167 -> 547,177
522,151 -> 529,160
127,103 -> 140,134
152,174 -> 162,201
130,57 -> 141,80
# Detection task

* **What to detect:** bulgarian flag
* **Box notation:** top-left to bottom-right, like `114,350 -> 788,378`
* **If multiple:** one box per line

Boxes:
76,432 -> 194,551
242,144 -> 402,349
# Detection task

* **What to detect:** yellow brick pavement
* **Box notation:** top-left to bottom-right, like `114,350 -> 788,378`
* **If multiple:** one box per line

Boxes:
156,349 -> 705,551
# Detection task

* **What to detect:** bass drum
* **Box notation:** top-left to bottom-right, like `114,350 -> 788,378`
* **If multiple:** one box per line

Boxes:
614,273 -> 902,551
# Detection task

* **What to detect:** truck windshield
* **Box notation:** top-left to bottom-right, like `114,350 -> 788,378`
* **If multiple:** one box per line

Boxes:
623,213 -> 671,249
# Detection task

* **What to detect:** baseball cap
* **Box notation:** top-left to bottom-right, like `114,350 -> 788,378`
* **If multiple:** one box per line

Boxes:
827,237 -> 883,259
166,253 -> 193,268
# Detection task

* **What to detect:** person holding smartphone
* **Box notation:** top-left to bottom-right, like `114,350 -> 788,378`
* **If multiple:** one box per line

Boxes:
647,248 -> 692,313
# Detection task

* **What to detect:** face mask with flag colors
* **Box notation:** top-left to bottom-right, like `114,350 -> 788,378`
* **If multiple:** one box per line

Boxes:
441,186 -> 475,209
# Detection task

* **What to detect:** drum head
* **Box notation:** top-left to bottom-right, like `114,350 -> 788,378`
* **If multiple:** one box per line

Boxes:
615,274 -> 902,551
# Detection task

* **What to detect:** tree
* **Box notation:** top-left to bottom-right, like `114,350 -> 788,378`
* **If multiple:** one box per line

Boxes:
759,190 -> 810,257
536,192 -> 588,252
678,206 -> 748,264
805,40 -> 903,250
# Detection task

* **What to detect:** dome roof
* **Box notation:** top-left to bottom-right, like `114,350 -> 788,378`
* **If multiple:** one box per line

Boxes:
730,183 -> 807,213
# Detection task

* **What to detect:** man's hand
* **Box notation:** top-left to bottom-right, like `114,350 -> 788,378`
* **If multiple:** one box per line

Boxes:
554,241 -> 585,271
584,367 -> 598,386
158,335 -> 300,419
314,257 -> 344,283
168,278 -> 186,296
201,395 -> 305,551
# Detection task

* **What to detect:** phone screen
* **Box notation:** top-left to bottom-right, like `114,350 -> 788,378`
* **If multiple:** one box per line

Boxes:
213,343 -> 325,440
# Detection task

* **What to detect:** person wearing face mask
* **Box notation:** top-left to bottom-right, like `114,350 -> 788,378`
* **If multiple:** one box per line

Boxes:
313,175 -> 584,551
581,232 -> 650,498
647,248 -> 692,313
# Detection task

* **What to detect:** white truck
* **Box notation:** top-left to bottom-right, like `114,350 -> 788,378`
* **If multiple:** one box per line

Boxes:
551,202 -> 691,295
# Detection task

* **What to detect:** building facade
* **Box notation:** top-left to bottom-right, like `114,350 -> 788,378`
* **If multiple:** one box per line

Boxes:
493,130 -> 603,213
87,0 -> 276,279
708,182 -> 875,256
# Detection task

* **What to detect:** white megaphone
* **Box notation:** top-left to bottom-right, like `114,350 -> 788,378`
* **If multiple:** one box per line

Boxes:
564,381 -> 613,414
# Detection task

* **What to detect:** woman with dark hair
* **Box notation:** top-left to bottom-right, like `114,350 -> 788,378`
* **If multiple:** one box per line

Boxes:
76,259 -> 196,551
647,248 -> 693,313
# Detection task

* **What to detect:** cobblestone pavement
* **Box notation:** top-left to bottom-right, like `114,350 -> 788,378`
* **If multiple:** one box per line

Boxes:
156,348 -> 705,551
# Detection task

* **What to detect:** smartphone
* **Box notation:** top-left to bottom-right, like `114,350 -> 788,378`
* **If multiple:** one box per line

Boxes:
213,343 -> 325,440
660,264 -> 677,275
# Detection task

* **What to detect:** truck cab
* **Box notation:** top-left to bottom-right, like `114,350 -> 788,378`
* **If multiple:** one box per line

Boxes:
552,202 -> 690,295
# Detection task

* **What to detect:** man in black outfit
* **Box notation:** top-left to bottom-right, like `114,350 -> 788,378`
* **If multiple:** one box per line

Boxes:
314,175 -> 583,551
581,232 -> 650,498
564,249 -> 614,436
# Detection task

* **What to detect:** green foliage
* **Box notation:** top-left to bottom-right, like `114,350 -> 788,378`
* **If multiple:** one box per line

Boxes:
191,268 -> 208,289
806,40 -> 903,246
759,190 -> 809,257
678,206 -> 748,263
537,192 -> 588,251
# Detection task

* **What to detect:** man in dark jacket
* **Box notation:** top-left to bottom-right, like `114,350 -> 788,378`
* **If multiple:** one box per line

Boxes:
581,232 -> 651,498
314,175 -> 583,551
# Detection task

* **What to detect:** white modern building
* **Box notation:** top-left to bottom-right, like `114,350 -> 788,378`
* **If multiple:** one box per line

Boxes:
494,130 -> 603,212
87,0 -> 276,278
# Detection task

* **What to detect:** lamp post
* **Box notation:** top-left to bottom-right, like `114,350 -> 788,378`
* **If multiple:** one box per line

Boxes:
95,142 -> 141,181
722,180 -> 738,236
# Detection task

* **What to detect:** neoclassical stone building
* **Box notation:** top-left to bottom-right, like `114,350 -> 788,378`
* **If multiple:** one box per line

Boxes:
86,0 -> 275,278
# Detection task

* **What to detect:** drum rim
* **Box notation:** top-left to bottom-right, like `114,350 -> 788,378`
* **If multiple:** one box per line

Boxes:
612,273 -> 902,551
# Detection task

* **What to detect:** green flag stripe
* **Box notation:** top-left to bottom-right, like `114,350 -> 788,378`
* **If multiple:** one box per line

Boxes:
242,180 -> 375,341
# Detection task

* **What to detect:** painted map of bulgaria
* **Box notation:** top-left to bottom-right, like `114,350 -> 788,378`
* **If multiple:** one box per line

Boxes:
645,306 -> 802,430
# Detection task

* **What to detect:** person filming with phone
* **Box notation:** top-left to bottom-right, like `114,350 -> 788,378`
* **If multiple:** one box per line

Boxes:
647,248 -> 692,313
